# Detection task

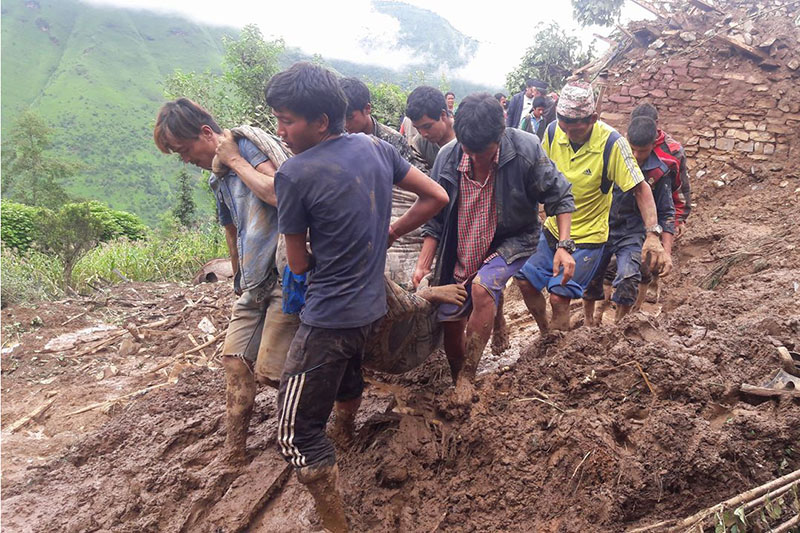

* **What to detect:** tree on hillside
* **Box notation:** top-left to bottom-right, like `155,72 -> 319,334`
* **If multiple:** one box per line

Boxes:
571,0 -> 625,27
37,203 -> 105,290
164,25 -> 284,132
1,110 -> 79,209
366,81 -> 409,129
172,167 -> 196,228
505,23 -> 595,94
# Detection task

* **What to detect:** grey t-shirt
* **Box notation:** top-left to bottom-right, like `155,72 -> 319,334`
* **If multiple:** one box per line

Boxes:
275,133 -> 411,329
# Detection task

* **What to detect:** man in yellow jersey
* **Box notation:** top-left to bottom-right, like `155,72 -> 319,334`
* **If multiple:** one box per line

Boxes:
514,82 -> 667,331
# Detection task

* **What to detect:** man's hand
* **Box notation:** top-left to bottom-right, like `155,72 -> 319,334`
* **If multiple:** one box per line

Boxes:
553,248 -> 575,285
661,253 -> 673,277
412,265 -> 431,288
674,223 -> 687,240
387,224 -> 400,248
215,129 -> 242,170
642,234 -> 668,274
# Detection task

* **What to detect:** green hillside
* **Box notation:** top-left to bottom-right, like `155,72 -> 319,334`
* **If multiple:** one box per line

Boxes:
1,0 -> 494,225
1,0 -> 232,223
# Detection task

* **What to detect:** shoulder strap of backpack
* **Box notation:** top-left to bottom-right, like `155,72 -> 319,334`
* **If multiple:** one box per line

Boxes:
601,131 -> 621,194
544,120 -> 557,148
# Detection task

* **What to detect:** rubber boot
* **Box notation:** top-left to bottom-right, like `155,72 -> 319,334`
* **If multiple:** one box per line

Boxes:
297,462 -> 349,533
221,355 -> 256,465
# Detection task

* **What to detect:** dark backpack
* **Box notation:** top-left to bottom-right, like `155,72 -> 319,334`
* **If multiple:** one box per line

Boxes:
545,121 -> 621,194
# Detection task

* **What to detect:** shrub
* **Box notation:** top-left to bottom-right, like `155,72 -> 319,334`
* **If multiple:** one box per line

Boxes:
0,201 -> 51,252
85,201 -> 148,241
1,246 -> 63,306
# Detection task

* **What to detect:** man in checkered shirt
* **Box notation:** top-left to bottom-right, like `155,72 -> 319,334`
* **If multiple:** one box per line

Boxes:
413,93 -> 575,406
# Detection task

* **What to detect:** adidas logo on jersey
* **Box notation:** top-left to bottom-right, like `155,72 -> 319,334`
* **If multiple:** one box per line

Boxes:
583,168 -> 592,175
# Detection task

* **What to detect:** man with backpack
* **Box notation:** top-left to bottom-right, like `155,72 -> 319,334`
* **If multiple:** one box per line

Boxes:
514,82 -> 668,331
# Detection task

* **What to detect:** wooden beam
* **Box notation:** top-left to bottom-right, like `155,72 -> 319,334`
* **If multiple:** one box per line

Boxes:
714,34 -> 769,62
688,0 -> 723,12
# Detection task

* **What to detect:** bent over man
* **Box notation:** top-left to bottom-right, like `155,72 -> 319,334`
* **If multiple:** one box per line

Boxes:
154,99 -> 295,465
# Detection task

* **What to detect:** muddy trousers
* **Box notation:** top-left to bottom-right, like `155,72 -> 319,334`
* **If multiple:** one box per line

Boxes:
276,322 -> 376,469
583,233 -> 644,307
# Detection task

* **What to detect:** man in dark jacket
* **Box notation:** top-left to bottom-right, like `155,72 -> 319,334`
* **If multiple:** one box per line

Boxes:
506,79 -> 555,129
413,93 -> 574,405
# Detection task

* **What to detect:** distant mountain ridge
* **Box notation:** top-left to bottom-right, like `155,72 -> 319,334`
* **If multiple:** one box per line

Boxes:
1,0 -> 493,224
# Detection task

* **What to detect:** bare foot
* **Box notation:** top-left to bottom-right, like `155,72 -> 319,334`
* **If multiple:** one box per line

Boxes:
491,319 -> 510,355
452,378 -> 477,407
418,284 -> 468,306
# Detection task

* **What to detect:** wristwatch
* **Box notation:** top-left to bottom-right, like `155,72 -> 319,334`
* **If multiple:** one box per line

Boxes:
645,224 -> 663,236
556,239 -> 577,254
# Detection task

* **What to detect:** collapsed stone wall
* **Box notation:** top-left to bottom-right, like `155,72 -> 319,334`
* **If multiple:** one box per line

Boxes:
595,0 -> 800,171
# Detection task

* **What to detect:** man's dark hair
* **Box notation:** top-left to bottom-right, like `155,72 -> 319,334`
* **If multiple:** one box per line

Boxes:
494,92 -> 506,101
627,116 -> 658,147
265,62 -> 347,134
453,93 -> 506,152
406,86 -> 446,122
340,77 -> 371,116
154,98 -> 221,154
532,96 -> 547,109
526,78 -> 546,90
631,102 -> 659,122
445,91 -> 455,98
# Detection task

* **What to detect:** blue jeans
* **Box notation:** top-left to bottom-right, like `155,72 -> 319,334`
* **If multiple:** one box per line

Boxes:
583,233 -> 644,306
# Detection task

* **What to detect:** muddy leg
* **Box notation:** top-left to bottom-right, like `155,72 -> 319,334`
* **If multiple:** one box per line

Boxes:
221,355 -> 256,465
615,304 -> 633,322
454,283 -> 496,405
442,320 -> 467,383
595,284 -> 613,324
515,278 -> 548,333
297,462 -> 348,533
491,290 -> 510,355
329,396 -> 361,449
632,282 -> 648,312
583,299 -> 597,327
549,294 -> 571,331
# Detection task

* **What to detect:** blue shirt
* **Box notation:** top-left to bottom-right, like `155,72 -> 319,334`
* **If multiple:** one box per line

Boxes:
609,151 -> 675,242
275,134 -> 411,328
209,138 -> 278,291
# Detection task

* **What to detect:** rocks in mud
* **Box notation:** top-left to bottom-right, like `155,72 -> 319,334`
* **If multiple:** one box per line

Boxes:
376,463 -> 409,488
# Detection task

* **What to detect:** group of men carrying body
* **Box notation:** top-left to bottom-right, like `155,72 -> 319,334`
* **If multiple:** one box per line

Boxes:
154,63 -> 691,532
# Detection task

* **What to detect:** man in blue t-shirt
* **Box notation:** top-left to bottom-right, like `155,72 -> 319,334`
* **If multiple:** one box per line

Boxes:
267,62 -> 448,533
154,99 -> 297,466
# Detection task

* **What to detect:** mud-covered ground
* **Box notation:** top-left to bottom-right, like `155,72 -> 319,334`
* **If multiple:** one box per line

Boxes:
2,159 -> 800,532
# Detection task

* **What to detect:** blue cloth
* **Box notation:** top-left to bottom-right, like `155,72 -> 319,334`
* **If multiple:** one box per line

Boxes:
516,229 -> 605,300
275,134 -> 411,329
282,266 -> 307,315
437,255 -> 527,322
209,138 -> 278,291
608,151 -> 676,241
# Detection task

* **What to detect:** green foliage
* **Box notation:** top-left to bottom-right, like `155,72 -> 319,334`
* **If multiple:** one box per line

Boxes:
366,82 -> 409,129
164,24 -> 284,133
0,201 -> 51,252
1,110 -> 79,209
37,202 -> 106,288
73,224 -> 227,284
571,0 -> 625,27
1,246 -> 64,306
2,225 -> 227,305
172,167 -> 197,228
506,23 -> 595,94
85,201 -> 148,241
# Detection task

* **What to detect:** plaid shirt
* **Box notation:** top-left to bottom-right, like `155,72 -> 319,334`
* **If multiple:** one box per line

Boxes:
453,148 -> 500,282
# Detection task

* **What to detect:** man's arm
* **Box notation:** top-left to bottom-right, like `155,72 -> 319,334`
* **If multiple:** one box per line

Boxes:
413,236 -> 439,288
215,129 -> 278,206
284,233 -> 313,275
390,166 -> 449,246
633,182 -> 669,275
223,222 -> 240,281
